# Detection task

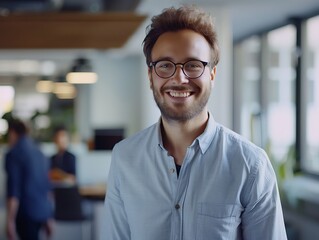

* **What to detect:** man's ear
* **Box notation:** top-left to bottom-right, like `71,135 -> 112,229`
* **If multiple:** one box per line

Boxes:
210,66 -> 216,87
210,66 -> 216,80
148,67 -> 153,89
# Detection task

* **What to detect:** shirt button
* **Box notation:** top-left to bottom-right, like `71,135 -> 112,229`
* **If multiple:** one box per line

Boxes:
169,168 -> 175,174
175,204 -> 180,210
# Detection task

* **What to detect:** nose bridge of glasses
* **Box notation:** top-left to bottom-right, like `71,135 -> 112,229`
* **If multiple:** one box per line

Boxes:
172,64 -> 189,82
175,63 -> 184,68
174,63 -> 187,76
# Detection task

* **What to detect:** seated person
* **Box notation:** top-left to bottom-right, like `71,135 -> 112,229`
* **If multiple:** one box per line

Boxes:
49,126 -> 76,185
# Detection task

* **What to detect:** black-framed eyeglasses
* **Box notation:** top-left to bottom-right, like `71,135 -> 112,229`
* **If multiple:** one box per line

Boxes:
149,59 -> 210,79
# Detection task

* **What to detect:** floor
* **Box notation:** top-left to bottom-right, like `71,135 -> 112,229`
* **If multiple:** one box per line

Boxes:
0,199 -> 106,240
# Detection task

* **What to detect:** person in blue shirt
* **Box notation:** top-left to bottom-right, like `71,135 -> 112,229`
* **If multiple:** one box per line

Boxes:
104,6 -> 287,240
4,119 -> 53,240
49,126 -> 76,184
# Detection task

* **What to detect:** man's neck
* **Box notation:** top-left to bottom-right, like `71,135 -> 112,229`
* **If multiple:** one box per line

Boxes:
161,111 -> 209,165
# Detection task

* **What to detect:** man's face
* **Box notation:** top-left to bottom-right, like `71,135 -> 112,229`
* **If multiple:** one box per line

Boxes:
8,130 -> 18,147
54,130 -> 69,151
148,29 -> 216,122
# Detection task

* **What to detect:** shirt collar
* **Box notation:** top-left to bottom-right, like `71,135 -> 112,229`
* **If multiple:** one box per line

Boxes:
156,118 -> 165,150
155,112 -> 217,153
196,112 -> 217,154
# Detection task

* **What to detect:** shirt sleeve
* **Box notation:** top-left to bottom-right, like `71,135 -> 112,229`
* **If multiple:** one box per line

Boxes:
241,150 -> 287,239
5,152 -> 22,199
104,145 -> 131,240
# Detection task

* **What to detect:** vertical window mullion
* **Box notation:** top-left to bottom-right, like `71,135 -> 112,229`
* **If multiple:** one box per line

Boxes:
260,33 -> 270,149
291,17 -> 303,173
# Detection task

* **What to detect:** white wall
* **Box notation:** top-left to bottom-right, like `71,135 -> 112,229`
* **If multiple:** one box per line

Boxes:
139,57 -> 161,129
90,53 -> 144,137
75,52 -> 145,140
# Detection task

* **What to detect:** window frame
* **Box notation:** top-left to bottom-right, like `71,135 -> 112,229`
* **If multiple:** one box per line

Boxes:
233,11 -> 319,177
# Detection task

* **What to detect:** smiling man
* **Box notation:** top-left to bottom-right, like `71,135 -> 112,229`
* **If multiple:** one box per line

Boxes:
104,6 -> 287,240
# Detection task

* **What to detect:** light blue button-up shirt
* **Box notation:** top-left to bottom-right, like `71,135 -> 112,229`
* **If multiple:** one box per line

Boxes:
104,115 -> 287,240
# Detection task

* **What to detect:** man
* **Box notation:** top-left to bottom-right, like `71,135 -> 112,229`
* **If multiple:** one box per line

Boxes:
104,6 -> 287,240
4,119 -> 53,240
49,126 -> 76,184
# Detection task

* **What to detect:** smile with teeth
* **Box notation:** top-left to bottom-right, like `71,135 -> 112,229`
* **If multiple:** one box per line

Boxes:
168,91 -> 191,98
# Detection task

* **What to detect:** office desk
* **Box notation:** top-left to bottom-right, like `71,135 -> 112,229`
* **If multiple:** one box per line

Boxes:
79,184 -> 107,240
79,184 -> 106,201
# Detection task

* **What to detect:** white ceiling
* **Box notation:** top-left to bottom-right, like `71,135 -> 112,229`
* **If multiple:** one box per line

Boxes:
137,0 -> 319,41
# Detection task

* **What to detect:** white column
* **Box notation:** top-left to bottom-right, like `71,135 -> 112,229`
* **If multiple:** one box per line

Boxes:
139,57 -> 161,129
74,84 -> 92,141
207,7 -> 233,129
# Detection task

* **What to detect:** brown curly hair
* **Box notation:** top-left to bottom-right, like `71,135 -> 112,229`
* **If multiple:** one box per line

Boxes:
142,6 -> 220,67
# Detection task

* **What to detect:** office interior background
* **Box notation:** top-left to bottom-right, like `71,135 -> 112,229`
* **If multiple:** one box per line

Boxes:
0,0 -> 318,239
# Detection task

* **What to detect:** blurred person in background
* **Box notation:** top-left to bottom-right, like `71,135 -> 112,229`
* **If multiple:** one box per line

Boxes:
4,119 -> 53,240
49,126 -> 76,185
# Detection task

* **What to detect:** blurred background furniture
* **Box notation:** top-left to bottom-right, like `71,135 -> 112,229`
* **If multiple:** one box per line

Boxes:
53,185 -> 93,240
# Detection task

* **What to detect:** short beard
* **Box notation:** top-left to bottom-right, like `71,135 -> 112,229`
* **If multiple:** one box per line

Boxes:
151,78 -> 210,123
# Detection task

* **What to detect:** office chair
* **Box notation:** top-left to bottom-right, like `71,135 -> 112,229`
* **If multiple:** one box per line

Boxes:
54,186 -> 92,240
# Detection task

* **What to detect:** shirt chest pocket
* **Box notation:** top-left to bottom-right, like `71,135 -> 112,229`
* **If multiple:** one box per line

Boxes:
196,203 -> 243,240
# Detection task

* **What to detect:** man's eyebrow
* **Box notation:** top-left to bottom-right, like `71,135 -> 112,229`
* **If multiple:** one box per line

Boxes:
152,57 -> 202,62
151,57 -> 174,62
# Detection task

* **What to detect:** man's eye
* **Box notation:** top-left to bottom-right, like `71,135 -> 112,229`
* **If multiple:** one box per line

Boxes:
188,63 -> 201,68
158,62 -> 173,69
160,64 -> 169,68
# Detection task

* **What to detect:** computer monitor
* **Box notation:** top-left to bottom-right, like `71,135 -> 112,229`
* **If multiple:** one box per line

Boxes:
94,128 -> 124,150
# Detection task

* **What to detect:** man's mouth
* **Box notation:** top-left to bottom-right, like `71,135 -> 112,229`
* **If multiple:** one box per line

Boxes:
168,91 -> 191,98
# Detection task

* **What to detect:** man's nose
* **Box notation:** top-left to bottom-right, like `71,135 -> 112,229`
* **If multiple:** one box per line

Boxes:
172,65 -> 189,84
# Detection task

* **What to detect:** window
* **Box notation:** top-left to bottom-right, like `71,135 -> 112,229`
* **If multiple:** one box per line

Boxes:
302,16 -> 319,174
233,36 -> 261,143
266,25 -> 297,162
235,14 -> 319,178
234,25 -> 297,164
